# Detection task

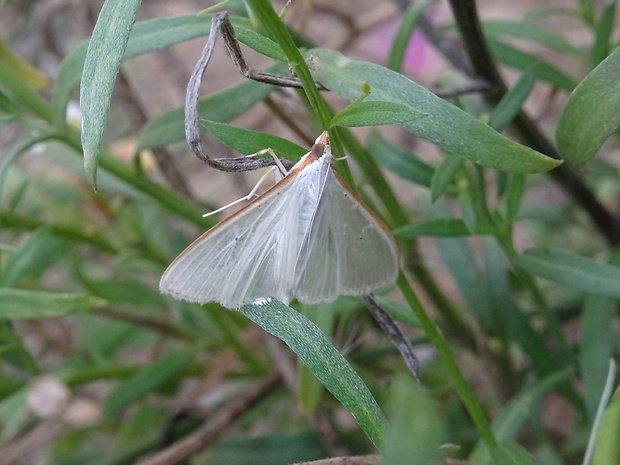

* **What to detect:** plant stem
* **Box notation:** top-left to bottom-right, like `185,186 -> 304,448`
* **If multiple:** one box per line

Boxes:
397,272 -> 497,447
245,0 -> 330,130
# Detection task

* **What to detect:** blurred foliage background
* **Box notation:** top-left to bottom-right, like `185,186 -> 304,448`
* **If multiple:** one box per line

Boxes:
0,0 -> 619,464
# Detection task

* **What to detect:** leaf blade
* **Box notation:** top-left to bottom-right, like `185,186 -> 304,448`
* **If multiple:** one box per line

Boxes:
556,47 -> 620,167
517,248 -> 620,297
0,289 -> 106,319
310,48 -> 561,173
238,299 -> 387,447
330,100 -> 426,128
80,0 -> 141,187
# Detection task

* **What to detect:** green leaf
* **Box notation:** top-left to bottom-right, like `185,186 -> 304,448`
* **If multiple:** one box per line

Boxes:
591,0 -> 616,67
470,369 -> 571,463
430,155 -> 462,202
330,100 -> 426,128
490,65 -> 538,131
203,121 -> 307,158
580,294 -> 615,418
105,346 -> 199,414
488,39 -> 577,91
394,218 -> 482,238
387,1 -> 429,72
80,0 -> 141,188
0,289 -> 106,319
0,228 -> 71,288
310,48 -> 561,173
53,14 -> 214,128
505,174 -> 525,222
556,47 -> 620,168
234,25 -> 287,62
0,135 -> 56,204
0,60 -> 52,122
517,248 -> 620,297
137,70 -> 282,151
0,40 -> 49,88
491,441 -> 541,465
381,376 -> 444,464
82,278 -> 165,309
297,304 -> 334,414
238,299 -> 387,447
592,367 -> 620,465
366,130 -> 434,187
482,21 -> 584,57
212,433 -> 325,465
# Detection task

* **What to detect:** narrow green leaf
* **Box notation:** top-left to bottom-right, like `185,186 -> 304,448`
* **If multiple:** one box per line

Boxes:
490,66 -> 538,131
234,25 -> 287,62
105,346 -> 199,414
488,39 -> 577,91
579,0 -> 596,25
330,101 -> 425,128
0,135 -> 56,203
0,61 -> 52,122
505,174 -> 525,222
387,1 -> 429,72
517,248 -> 620,297
80,0 -> 141,188
82,279 -> 165,309
469,369 -> 571,463
394,218 -> 480,238
556,47 -> 620,168
491,441 -> 541,465
0,90 -> 21,118
310,48 -> 561,173
381,377 -> 444,464
53,14 -> 214,128
580,294 -> 615,418
297,304 -> 334,414
0,289 -> 106,319
591,0 -> 616,66
457,188 -> 477,234
482,21 -> 584,57
137,70 -> 282,151
0,40 -> 49,88
434,235 -> 489,320
366,130 -> 434,187
238,299 -> 387,447
0,228 -> 71,288
203,121 -> 307,158
430,155 -> 462,202
592,364 -> 620,465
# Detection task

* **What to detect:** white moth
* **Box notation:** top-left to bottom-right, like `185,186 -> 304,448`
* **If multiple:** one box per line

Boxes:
160,131 -> 399,309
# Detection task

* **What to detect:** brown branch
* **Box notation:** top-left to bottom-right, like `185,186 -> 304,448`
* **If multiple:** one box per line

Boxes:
136,371 -> 282,465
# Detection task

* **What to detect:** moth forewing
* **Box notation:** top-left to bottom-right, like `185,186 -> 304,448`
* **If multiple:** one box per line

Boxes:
160,131 -> 399,309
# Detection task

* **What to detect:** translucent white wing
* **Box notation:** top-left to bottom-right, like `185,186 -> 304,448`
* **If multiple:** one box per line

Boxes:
159,153 -> 326,308
161,132 -> 399,309
292,169 -> 399,304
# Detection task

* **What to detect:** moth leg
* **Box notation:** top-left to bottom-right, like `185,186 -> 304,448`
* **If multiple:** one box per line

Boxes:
202,166 -> 278,218
245,148 -> 288,179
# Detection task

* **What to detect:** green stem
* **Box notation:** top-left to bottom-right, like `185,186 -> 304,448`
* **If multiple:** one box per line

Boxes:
242,4 -> 481,354
0,61 -> 54,123
397,272 -> 497,448
246,0 -> 331,130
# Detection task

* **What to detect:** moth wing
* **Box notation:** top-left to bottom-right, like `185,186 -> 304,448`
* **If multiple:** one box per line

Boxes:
160,178 -> 308,308
293,171 -> 399,304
